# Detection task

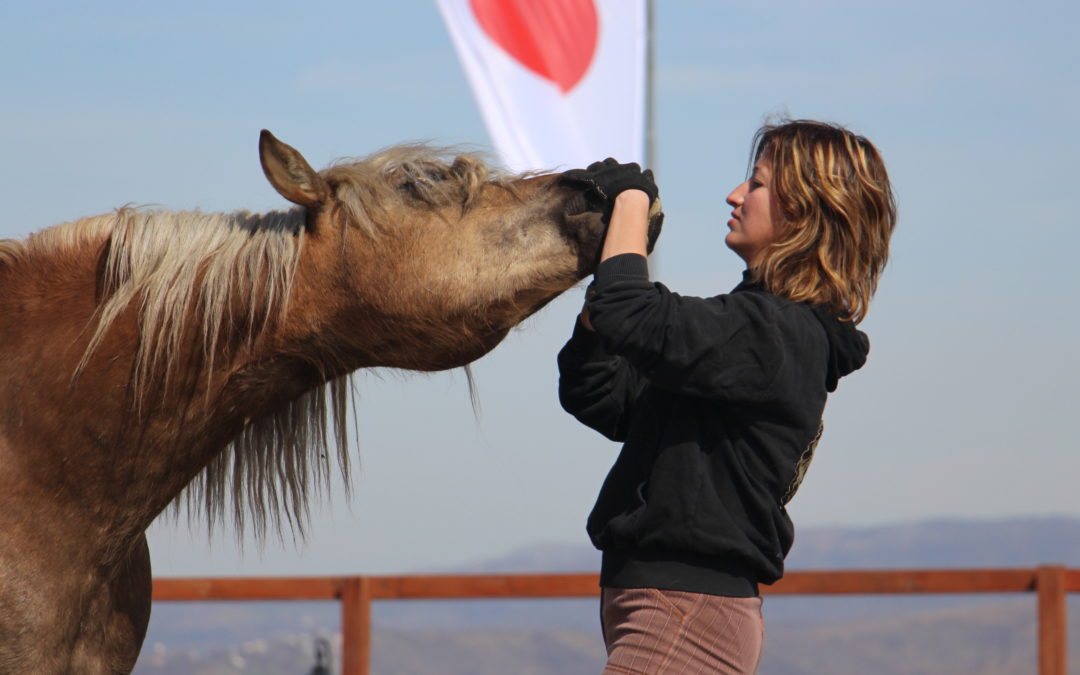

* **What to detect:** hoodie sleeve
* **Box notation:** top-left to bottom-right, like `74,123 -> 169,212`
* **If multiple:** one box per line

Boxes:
585,254 -> 795,403
557,314 -> 648,442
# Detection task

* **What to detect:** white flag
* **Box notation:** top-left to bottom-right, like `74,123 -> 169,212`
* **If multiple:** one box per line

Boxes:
436,0 -> 647,173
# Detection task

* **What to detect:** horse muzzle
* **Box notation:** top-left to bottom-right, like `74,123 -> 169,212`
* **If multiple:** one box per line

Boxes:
561,185 -> 665,276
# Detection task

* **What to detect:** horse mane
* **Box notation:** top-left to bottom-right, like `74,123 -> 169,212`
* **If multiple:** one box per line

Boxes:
70,207 -> 345,541
0,212 -> 118,268
5,144 -> 510,542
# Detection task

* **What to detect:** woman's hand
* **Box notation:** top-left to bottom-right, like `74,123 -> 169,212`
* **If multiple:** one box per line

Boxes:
564,159 -> 658,330
562,158 -> 658,206
561,158 -> 659,260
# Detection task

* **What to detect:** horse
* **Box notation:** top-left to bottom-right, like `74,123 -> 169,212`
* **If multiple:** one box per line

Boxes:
0,130 -> 663,673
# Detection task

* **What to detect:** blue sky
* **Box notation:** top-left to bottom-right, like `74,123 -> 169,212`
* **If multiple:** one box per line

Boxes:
1,1 -> 1077,576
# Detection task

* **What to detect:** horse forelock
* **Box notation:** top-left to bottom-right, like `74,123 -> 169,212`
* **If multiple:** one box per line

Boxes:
320,144 -> 530,236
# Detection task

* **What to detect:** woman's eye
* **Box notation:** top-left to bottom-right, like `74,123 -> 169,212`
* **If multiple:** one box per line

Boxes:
749,180 -> 763,190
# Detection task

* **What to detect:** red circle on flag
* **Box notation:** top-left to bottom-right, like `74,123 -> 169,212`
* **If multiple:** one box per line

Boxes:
469,0 -> 599,94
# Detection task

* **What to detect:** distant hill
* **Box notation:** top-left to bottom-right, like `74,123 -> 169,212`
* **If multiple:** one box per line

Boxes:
463,516 -> 1080,573
374,516 -> 1080,630
785,516 -> 1080,569
136,516 -> 1080,674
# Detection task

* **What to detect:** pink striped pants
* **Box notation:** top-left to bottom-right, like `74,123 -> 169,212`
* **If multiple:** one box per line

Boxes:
600,586 -> 764,674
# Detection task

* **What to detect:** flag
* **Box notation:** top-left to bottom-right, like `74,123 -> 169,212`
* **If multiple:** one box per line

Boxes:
435,0 -> 648,173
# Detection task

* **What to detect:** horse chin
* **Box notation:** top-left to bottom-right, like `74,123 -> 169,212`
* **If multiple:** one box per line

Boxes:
470,287 -> 565,357
460,327 -> 513,367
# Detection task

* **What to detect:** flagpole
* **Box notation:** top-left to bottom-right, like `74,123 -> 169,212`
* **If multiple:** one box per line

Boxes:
645,0 -> 660,274
645,0 -> 655,171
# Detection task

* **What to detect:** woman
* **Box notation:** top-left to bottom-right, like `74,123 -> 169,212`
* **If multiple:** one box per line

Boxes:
557,119 -> 897,674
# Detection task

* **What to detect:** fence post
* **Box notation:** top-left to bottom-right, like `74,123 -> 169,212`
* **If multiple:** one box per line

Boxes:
1036,565 -> 1066,675
341,576 -> 372,675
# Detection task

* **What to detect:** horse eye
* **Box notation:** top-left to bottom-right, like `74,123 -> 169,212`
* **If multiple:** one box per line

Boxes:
397,169 -> 446,192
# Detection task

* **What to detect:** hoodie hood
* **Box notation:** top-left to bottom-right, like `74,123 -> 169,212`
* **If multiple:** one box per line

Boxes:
809,305 -> 870,392
736,271 -> 870,392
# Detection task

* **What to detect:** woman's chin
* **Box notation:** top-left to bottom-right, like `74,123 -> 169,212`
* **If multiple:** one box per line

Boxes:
723,234 -> 740,255
723,240 -> 755,267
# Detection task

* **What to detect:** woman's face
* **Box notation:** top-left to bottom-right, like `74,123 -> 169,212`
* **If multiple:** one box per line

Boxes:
725,158 -> 778,268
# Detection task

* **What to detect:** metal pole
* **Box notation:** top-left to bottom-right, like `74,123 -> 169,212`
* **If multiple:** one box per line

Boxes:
645,0 -> 655,171
644,0 -> 660,275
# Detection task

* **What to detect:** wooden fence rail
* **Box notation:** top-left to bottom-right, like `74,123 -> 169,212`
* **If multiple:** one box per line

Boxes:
153,566 -> 1077,675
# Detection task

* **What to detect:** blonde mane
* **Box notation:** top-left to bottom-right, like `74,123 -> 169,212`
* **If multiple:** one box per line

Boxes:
0,212 -> 117,268
71,207 -> 348,540
79,208 -> 305,394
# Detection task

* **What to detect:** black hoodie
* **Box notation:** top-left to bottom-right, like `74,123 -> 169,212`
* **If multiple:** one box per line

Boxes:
558,254 -> 869,597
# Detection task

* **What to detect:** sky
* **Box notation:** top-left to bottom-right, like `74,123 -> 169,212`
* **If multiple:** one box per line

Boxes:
1,0 -> 1077,577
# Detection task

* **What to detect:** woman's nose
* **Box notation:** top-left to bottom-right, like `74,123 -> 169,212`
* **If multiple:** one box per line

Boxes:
726,182 -> 747,207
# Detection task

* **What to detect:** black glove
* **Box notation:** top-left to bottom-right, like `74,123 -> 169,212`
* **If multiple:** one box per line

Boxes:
561,158 -> 659,208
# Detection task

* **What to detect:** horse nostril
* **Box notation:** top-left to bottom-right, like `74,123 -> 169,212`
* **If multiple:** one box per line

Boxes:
563,189 -> 604,217
563,192 -> 591,216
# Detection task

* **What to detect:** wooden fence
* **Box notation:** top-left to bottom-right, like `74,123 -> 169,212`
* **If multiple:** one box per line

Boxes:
152,566 -> 1078,675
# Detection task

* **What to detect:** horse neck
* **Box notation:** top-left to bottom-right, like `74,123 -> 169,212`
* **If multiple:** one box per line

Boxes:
0,209 -> 337,534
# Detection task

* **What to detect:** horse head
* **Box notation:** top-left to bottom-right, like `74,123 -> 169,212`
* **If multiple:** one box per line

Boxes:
258,130 -> 663,372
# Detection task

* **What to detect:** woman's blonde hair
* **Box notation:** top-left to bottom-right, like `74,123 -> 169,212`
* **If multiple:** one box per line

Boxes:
751,119 -> 896,324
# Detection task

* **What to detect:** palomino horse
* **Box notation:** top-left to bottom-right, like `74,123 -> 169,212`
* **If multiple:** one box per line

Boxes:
0,130 -> 663,673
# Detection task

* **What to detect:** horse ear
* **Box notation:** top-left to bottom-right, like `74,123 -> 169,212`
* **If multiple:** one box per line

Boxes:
259,130 -> 331,208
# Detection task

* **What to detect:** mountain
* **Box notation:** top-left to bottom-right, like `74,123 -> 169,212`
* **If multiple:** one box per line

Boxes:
135,516 -> 1080,674
785,516 -> 1080,569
